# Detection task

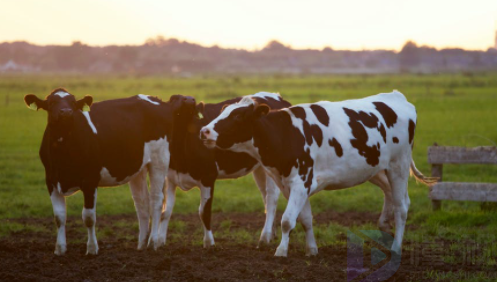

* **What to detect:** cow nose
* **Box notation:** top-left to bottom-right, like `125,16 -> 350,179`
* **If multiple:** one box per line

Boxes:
200,128 -> 210,140
59,108 -> 73,117
183,96 -> 195,106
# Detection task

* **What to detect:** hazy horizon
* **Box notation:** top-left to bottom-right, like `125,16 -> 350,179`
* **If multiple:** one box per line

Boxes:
1,36 -> 495,52
2,0 -> 497,51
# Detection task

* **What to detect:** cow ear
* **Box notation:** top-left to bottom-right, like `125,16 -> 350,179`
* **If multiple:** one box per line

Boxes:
169,95 -> 180,102
253,104 -> 270,118
196,102 -> 205,119
24,94 -> 47,111
76,95 -> 93,111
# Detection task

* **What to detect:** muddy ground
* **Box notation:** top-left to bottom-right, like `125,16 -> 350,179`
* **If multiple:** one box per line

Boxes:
0,212 -> 488,282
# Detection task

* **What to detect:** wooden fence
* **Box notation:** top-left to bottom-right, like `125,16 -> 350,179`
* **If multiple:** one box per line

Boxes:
427,144 -> 497,210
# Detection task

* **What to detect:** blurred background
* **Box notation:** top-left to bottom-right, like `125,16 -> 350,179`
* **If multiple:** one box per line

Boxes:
1,0 -> 497,75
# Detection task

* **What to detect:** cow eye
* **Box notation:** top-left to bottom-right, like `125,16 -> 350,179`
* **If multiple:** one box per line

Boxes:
234,114 -> 242,122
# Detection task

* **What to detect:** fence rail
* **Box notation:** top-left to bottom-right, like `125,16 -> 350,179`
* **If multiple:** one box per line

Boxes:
428,146 -> 497,165
427,144 -> 497,210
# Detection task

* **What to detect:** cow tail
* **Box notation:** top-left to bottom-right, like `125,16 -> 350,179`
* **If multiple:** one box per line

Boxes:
409,159 -> 438,186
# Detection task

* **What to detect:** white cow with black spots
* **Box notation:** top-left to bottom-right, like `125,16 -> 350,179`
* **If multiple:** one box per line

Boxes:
201,90 -> 436,257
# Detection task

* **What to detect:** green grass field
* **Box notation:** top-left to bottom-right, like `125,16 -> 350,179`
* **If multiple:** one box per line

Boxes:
1,73 -> 497,281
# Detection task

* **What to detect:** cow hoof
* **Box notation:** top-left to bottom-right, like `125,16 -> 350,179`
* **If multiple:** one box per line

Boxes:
137,237 -> 148,250
257,240 -> 270,249
305,247 -> 318,256
257,241 -> 271,250
137,242 -> 147,251
258,232 -> 273,246
147,237 -> 160,251
203,239 -> 215,248
86,245 -> 98,255
390,242 -> 402,256
258,234 -> 275,249
157,235 -> 167,248
391,246 -> 402,256
54,244 -> 67,256
274,247 -> 288,257
378,220 -> 394,235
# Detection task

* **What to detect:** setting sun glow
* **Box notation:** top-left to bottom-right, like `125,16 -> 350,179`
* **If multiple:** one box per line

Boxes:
1,0 -> 497,50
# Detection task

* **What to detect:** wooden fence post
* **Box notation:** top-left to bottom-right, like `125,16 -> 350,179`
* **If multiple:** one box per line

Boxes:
431,143 -> 442,211
431,165 -> 443,211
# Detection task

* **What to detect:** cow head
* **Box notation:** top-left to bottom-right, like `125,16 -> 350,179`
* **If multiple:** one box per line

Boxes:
168,94 -> 199,134
24,88 -> 93,127
168,94 -> 196,117
200,97 -> 269,150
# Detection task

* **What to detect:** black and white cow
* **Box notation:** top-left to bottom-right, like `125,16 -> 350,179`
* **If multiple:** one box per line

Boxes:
201,90 -> 436,257
24,88 -> 187,255
162,92 -> 291,247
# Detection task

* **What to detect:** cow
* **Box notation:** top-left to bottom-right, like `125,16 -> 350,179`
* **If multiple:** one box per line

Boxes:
200,90 -> 436,257
162,92 -> 291,247
24,88 -> 189,255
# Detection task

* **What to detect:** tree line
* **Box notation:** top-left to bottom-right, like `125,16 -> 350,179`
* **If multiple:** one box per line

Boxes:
1,37 -> 496,74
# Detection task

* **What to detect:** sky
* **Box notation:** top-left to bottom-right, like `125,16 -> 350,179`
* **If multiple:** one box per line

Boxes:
1,0 -> 497,51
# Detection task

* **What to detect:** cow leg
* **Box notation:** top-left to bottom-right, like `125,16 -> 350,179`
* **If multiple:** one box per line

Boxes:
82,188 -> 98,255
275,184 -> 308,257
129,169 -> 149,250
385,157 -> 410,254
50,188 -> 67,255
277,185 -> 317,255
298,199 -> 318,256
369,171 -> 394,234
158,178 -> 176,247
199,185 -> 215,247
264,176 -> 280,243
253,167 -> 279,246
147,167 -> 166,250
266,178 -> 280,237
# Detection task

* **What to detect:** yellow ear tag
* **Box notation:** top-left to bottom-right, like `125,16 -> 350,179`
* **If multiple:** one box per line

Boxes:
198,112 -> 203,119
82,104 -> 90,112
28,103 -> 38,111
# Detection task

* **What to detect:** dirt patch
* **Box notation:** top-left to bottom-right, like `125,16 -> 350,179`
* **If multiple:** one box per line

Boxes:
0,212 -> 489,282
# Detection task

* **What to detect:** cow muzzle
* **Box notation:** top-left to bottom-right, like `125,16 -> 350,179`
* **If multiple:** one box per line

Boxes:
200,127 -> 216,149
53,108 -> 74,124
182,96 -> 196,114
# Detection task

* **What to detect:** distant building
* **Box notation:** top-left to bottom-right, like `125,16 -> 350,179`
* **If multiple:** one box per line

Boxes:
0,60 -> 20,72
0,60 -> 38,73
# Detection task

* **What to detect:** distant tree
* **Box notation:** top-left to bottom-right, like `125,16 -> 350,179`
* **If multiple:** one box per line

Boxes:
9,42 -> 30,64
145,35 -> 167,46
115,46 -> 138,72
118,46 -> 138,62
0,44 -> 12,64
144,35 -> 180,47
399,40 -> 420,71
322,46 -> 334,53
1,39 -> 496,74
51,41 -> 92,70
166,38 -> 180,45
263,40 -> 290,51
